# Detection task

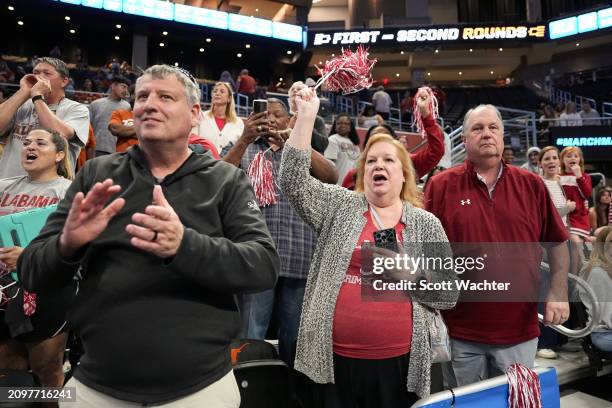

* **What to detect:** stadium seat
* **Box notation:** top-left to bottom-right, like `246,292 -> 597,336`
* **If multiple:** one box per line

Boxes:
233,360 -> 291,408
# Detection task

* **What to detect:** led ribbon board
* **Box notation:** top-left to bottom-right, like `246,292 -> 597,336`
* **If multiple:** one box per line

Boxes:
549,6 -> 612,39
55,0 -> 303,42
309,24 -> 547,47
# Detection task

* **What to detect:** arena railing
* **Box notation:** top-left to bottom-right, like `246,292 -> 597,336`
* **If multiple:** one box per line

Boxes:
546,85 -> 611,117
497,106 -> 538,148
603,102 -> 612,119
537,117 -> 612,128
576,95 -> 598,112
449,126 -> 466,166
235,93 -> 251,117
537,262 -> 600,339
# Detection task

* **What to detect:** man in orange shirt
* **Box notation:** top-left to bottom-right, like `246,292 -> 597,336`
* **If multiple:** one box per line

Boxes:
109,109 -> 137,152
108,86 -> 138,152
77,125 -> 97,170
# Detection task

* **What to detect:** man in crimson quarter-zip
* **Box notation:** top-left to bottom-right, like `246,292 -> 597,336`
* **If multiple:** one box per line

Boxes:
425,104 -> 569,386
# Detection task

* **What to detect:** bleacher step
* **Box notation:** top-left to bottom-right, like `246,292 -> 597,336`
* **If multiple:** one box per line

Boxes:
560,391 -> 612,407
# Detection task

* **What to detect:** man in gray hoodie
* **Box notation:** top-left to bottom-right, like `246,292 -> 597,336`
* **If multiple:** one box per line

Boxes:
521,146 -> 541,174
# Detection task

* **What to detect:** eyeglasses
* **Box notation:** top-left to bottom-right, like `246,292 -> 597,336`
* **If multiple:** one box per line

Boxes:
172,66 -> 198,86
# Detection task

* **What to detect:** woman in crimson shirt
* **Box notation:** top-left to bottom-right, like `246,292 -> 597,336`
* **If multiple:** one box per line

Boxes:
279,88 -> 458,407
341,90 -> 445,190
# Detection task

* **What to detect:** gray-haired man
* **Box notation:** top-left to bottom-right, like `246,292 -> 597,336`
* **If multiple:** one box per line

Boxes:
19,65 -> 279,406
0,57 -> 89,177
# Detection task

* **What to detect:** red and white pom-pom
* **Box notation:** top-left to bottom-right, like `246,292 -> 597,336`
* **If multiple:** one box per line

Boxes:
412,86 -> 439,138
506,363 -> 542,408
315,46 -> 377,95
247,150 -> 277,207
23,290 -> 37,316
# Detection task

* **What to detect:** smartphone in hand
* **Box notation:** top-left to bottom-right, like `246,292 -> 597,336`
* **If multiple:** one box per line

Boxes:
253,99 -> 268,115
373,228 -> 398,251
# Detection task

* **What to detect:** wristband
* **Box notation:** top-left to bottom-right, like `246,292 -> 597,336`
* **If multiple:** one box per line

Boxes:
31,94 -> 45,103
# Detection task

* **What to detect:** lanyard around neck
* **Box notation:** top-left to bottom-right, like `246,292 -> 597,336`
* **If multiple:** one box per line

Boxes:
369,205 -> 385,230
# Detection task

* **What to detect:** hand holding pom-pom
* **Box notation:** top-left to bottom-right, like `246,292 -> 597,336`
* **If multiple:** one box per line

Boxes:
415,89 -> 432,118
295,88 -> 319,119
412,86 -> 439,138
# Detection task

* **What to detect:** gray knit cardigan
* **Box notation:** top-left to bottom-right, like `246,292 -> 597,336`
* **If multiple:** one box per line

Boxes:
279,144 -> 459,398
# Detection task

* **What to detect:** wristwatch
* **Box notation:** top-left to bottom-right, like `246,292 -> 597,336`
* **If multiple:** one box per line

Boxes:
31,95 -> 45,103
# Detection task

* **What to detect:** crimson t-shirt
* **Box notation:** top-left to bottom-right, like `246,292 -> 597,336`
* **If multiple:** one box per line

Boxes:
214,117 -> 226,132
425,161 -> 568,345
333,210 -> 413,359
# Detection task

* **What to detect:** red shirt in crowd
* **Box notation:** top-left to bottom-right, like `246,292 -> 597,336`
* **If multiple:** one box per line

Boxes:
214,117 -> 226,131
237,74 -> 257,95
560,172 -> 592,236
333,211 -> 412,359
341,114 -> 444,189
425,161 -> 568,345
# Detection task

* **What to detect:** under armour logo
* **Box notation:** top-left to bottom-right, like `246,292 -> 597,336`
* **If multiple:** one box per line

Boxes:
247,200 -> 259,210
461,199 -> 471,206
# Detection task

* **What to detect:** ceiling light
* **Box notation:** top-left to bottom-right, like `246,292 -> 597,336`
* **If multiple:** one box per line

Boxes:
199,48 -> 204,52
17,20 -> 23,26
174,62 -> 179,67
318,61 -> 323,64
469,48 -> 473,52
400,51 -> 404,55
395,73 -> 400,77
237,53 -> 242,58
287,50 -> 292,55
65,16 -> 71,20
331,53 -> 335,57
163,31 -> 168,36
70,29 -> 76,34
116,24 -> 121,28
245,44 -> 251,49
576,42 -> 580,46
490,70 -> 494,74
279,77 -> 283,81
159,42 -> 165,47
427,72 -> 431,76
206,38 -> 212,43
255,8 -> 259,12
435,49 -> 439,53
499,47 -> 503,51
114,35 -> 120,40
8,6 -> 14,11
458,71 -> 463,76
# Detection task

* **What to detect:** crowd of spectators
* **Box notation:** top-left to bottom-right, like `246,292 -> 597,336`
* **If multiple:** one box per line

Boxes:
0,54 -> 610,407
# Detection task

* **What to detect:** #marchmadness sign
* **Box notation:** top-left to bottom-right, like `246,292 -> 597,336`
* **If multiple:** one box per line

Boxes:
550,126 -> 612,161
309,24 -> 547,47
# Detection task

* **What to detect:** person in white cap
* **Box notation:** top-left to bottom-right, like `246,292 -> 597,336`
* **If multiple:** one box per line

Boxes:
521,146 -> 541,174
